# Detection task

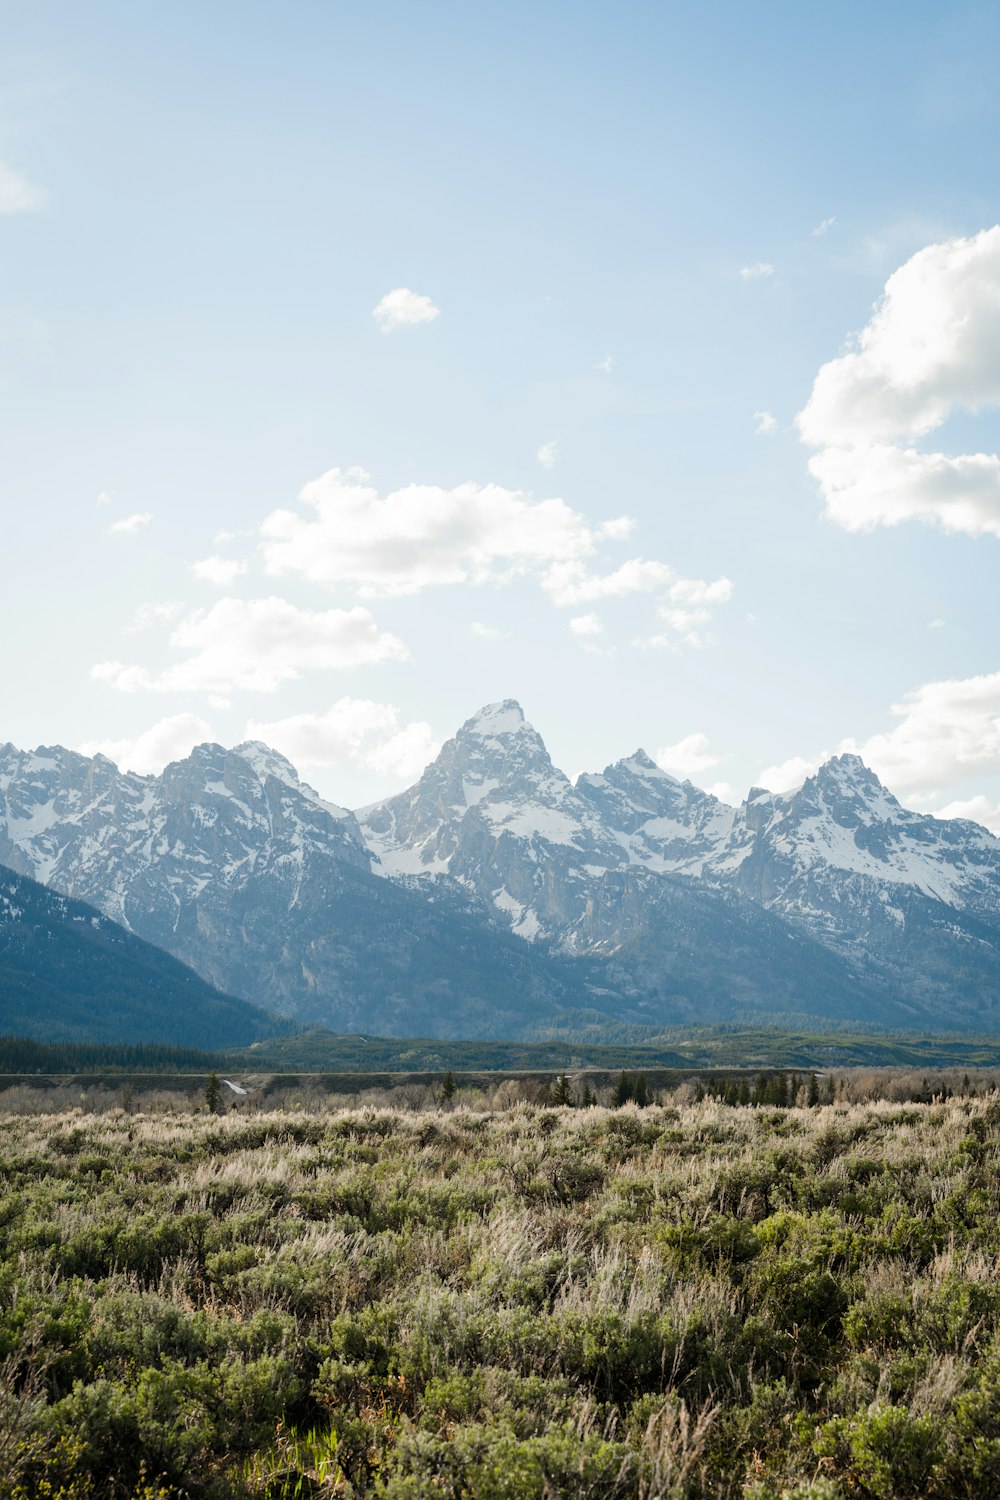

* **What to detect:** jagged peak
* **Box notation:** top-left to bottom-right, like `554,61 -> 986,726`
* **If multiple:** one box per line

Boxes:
618,748 -> 665,775
458,700 -> 530,738
811,752 -> 893,798
232,741 -> 300,784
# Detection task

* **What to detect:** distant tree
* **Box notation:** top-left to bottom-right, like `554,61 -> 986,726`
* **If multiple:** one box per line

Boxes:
612,1072 -> 633,1108
737,1080 -> 751,1107
204,1072 -> 222,1114
633,1073 -> 650,1108
824,1075 -> 836,1104
440,1070 -> 457,1104
550,1074 -> 574,1107
807,1073 -> 820,1108
579,1081 -> 595,1108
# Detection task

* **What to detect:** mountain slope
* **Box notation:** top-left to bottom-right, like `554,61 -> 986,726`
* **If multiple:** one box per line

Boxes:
3,705 -> 1000,1038
0,866 -> 278,1047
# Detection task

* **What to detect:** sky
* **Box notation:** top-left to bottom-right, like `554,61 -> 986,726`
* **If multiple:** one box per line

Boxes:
3,1 -> 1000,825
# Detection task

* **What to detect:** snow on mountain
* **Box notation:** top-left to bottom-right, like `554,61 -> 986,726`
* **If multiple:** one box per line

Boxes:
718,754 -> 1000,917
0,738 -> 369,971
575,749 -> 737,875
4,702 -> 1000,1034
359,700 -> 624,938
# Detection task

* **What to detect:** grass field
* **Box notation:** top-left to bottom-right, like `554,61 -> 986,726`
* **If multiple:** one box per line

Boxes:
2,1087 -> 1000,1497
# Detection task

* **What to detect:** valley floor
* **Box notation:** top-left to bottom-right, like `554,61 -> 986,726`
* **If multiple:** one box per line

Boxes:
2,1093 -> 1000,1497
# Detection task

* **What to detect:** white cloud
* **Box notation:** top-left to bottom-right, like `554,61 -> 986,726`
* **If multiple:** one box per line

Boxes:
537,441 -> 558,469
78,713 -> 214,776
797,225 -> 1000,538
754,409 -> 778,435
758,668 -> 1000,817
594,354 -> 615,373
260,467 -> 628,597
757,752 -> 826,794
653,577 -> 734,648
542,558 -> 677,607
470,621 -> 510,640
811,217 -> 836,237
92,596 -> 407,696
838,670 -> 1000,794
372,287 -> 440,332
707,781 -> 736,804
740,262 -> 774,280
96,491 -> 112,507
655,732 -> 721,779
245,697 -> 440,782
934,795 -> 1000,835
108,512 -> 152,536
367,721 -> 441,779
569,612 -> 603,637
128,601 -> 183,632
0,159 -> 46,214
192,555 -> 249,586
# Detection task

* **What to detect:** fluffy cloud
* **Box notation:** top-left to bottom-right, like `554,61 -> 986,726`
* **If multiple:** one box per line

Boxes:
594,354 -> 615,373
811,217 -> 836,237
260,468 -> 626,597
192,555 -> 249,586
655,732 -> 721,779
372,288 -> 440,332
757,752 -> 826,794
245,697 -> 440,781
838,670 -> 1000,794
78,713 -> 213,775
108,513 -> 152,536
0,159 -> 46,214
935,795 -> 1000,835
537,441 -> 558,469
470,621 -> 510,641
569,612 -> 603,637
754,410 -> 778,435
740,262 -> 774,280
542,558 -> 675,606
758,669 -> 1000,827
92,596 -> 407,695
798,226 -> 1000,538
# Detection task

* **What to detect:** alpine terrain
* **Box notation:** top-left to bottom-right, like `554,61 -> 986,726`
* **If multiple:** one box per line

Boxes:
2,701 -> 999,1038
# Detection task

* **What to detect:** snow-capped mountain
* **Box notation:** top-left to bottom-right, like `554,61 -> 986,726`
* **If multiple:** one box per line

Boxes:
360,701 -> 624,939
0,735 -> 601,1035
358,703 -> 1000,1027
2,700 -> 1000,1036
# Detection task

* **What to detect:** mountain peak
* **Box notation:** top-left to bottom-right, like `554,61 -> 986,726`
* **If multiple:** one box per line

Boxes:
233,741 -> 300,785
459,700 -> 528,738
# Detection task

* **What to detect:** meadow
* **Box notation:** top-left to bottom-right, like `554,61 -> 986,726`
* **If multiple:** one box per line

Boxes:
2,1080 -> 1000,1497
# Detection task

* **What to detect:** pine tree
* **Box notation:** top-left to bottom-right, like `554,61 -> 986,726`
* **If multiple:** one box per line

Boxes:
579,1081 -> 595,1108
807,1072 -> 820,1108
204,1072 -> 222,1114
440,1070 -> 457,1103
612,1072 -> 633,1108
550,1073 -> 574,1106
633,1073 -> 650,1108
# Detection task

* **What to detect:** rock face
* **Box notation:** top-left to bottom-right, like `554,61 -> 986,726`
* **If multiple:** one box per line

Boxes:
3,703 -> 1000,1037
360,702 -> 624,939
359,709 -> 1000,1030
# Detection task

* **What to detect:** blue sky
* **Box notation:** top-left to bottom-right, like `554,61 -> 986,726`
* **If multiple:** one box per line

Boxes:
3,1 -> 1000,823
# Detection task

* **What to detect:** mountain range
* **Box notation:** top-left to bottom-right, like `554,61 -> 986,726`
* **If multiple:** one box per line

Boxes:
1,699 -> 999,1039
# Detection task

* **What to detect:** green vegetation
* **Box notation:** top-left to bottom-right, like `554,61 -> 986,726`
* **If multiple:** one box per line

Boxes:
2,1088 -> 1000,1495
11,1023 -> 1000,1083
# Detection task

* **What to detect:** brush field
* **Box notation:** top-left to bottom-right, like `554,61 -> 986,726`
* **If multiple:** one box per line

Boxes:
2,1087 -> 1000,1498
